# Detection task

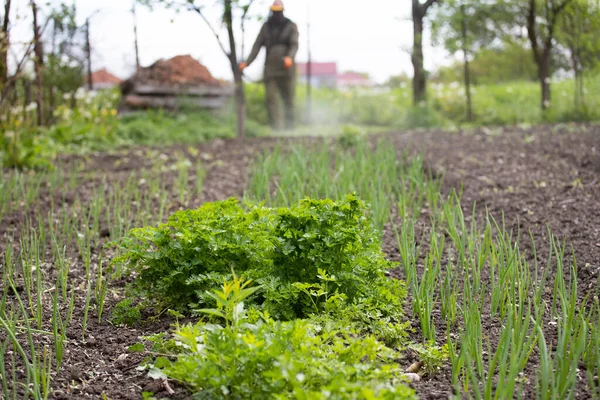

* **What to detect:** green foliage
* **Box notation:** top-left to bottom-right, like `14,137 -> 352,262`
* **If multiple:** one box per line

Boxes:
384,74 -> 411,89
110,298 -> 143,326
402,105 -> 448,128
140,277 -> 416,400
409,342 -> 450,377
198,272 -> 260,328
0,129 -> 52,169
113,195 -> 406,327
433,42 -> 539,85
431,0 -> 497,59
44,54 -> 84,100
337,125 -> 364,149
46,89 -> 121,151
116,109 -> 253,145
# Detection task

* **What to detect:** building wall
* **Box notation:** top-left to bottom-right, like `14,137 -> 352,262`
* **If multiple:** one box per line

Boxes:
298,75 -> 337,89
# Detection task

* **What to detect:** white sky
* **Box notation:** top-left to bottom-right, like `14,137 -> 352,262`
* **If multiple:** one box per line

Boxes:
8,0 -> 450,83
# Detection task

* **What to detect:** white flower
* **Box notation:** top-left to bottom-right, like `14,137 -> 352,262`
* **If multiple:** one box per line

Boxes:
543,100 -> 551,108
449,81 -> 460,89
63,92 -> 72,100
75,87 -> 87,100
4,130 -> 15,139
296,373 -> 305,382
25,102 -> 38,112
544,77 -> 551,84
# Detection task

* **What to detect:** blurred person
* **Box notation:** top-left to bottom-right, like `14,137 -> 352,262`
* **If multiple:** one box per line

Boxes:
240,0 -> 299,130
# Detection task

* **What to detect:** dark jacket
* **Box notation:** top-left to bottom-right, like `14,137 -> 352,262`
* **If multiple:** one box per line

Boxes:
246,17 -> 299,79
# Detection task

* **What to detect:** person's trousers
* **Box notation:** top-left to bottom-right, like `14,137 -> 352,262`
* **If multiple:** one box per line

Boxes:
265,76 -> 295,130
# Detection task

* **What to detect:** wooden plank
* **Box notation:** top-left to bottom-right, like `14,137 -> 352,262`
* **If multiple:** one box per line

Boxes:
132,83 -> 234,97
124,94 -> 229,110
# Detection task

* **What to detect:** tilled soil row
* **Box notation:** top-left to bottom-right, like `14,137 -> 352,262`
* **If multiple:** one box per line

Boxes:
1,125 -> 598,399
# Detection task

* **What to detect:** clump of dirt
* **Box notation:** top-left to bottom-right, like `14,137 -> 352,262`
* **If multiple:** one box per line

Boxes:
127,55 -> 222,87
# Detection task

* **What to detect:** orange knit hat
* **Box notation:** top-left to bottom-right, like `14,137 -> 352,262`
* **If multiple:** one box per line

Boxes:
270,0 -> 284,11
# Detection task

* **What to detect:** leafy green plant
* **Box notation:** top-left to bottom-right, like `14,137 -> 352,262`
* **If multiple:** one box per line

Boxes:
110,298 -> 143,327
113,195 -> 406,326
139,277 -> 416,400
337,125 -> 363,149
198,272 -> 260,328
409,342 -> 450,377
0,129 -> 53,169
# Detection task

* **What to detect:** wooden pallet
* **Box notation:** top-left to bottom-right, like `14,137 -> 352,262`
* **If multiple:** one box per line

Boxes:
121,83 -> 234,111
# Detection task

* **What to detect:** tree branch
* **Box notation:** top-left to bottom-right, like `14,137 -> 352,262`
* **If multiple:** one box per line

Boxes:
422,0 -> 441,13
545,0 -> 574,50
526,0 -> 541,64
0,12 -> 51,108
240,0 -> 256,61
553,0 -> 574,16
187,1 -> 229,58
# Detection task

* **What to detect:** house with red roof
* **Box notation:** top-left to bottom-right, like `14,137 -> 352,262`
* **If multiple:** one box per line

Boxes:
297,62 -> 373,90
337,71 -> 374,89
297,62 -> 338,89
87,69 -> 122,90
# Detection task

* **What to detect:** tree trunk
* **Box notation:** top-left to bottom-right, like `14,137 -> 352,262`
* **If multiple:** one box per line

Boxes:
306,6 -> 312,123
224,0 -> 245,139
527,0 -> 573,111
578,69 -> 584,106
0,0 -> 11,89
31,0 -> 44,126
86,19 -> 93,90
132,1 -> 140,71
460,4 -> 473,122
570,50 -> 584,107
539,52 -> 551,110
412,1 -> 426,106
24,78 -> 32,106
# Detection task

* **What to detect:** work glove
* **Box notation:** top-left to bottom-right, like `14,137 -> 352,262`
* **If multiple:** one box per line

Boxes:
283,57 -> 293,69
239,62 -> 248,71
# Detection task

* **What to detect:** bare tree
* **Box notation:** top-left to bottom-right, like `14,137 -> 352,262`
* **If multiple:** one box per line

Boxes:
139,0 -> 257,139
412,0 -> 441,106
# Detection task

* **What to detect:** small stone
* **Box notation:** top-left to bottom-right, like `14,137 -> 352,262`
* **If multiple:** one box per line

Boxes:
403,373 -> 421,382
70,367 -> 82,381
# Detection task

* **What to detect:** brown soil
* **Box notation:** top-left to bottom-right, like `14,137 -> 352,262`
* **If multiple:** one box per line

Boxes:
126,55 -> 222,87
1,124 -> 599,399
